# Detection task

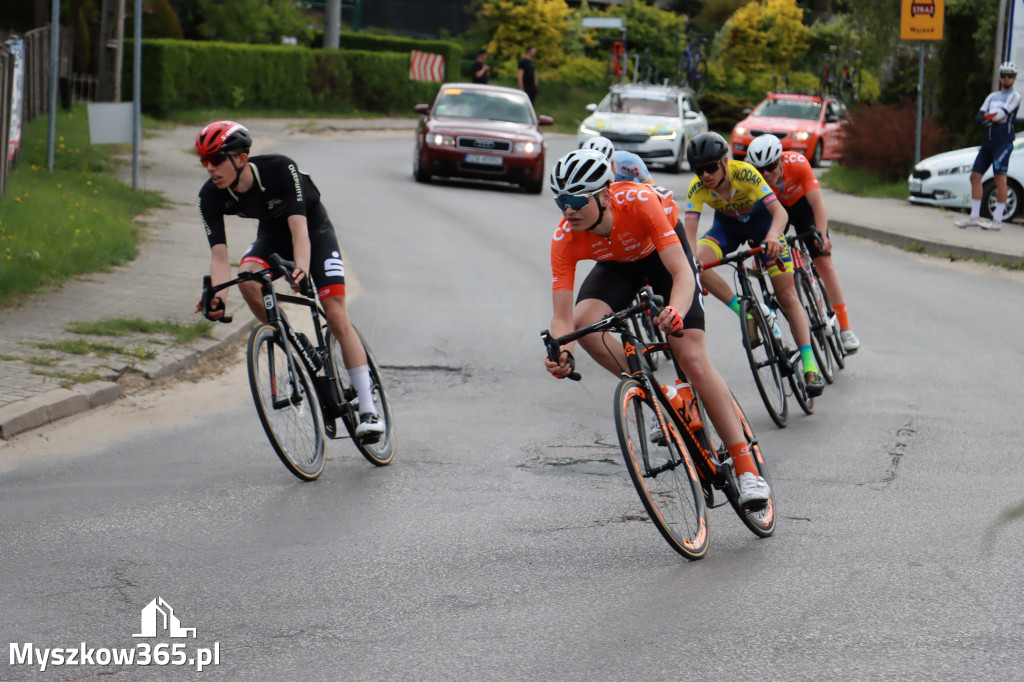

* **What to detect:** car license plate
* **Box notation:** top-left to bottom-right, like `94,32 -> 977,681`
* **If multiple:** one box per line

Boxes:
465,153 -> 503,166
908,179 -> 921,194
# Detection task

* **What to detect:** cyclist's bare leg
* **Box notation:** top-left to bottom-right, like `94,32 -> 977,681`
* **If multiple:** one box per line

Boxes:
694,243 -> 735,305
770,271 -> 811,348
322,295 -> 368,369
669,329 -> 744,446
238,261 -> 269,323
574,298 -> 629,375
811,254 -> 846,308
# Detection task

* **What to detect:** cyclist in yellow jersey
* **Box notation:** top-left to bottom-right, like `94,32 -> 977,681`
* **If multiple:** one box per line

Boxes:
683,132 -> 824,397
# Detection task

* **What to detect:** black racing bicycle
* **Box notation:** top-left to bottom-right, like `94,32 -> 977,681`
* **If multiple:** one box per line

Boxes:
700,245 -> 814,428
541,288 -> 775,560
201,254 -> 396,480
786,227 -> 846,380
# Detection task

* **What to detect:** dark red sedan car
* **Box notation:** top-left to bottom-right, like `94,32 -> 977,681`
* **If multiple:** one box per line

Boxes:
413,83 -> 554,193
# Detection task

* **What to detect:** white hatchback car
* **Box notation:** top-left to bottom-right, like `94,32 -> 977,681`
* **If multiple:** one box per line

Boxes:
577,83 -> 709,174
908,137 -> 1024,220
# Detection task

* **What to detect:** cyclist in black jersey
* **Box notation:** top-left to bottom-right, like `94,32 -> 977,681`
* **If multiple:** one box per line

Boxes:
193,120 -> 383,440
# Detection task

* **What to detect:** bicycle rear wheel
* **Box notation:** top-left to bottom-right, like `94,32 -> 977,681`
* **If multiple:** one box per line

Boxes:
815,271 -> 847,369
777,316 -> 815,416
701,391 -> 776,538
692,56 -> 708,94
328,327 -> 397,467
247,324 -> 325,481
739,298 -> 788,428
614,378 -> 709,560
795,270 -> 834,384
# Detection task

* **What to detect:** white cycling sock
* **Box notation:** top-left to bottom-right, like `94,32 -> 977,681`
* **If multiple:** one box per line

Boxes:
348,365 -> 377,416
970,199 -> 982,219
994,202 -> 1006,223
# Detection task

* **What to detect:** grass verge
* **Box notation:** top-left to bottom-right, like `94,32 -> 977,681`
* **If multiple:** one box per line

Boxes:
819,164 -> 909,199
66,317 -> 214,345
0,105 -> 166,306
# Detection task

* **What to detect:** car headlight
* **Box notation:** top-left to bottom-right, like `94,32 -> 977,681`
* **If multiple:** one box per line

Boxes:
578,122 -> 599,136
513,141 -> 538,153
793,131 -> 811,140
733,126 -> 747,137
937,164 -> 973,176
429,134 -> 456,147
650,130 -> 678,141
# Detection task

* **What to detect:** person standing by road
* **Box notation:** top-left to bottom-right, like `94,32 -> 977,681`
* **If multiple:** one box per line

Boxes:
745,134 -> 860,353
518,46 -> 538,104
956,62 -> 1021,231
192,120 -> 384,440
471,49 -> 491,84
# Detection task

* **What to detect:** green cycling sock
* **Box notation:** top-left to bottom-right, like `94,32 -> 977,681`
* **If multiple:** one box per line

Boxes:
727,295 -> 741,315
800,345 -> 819,373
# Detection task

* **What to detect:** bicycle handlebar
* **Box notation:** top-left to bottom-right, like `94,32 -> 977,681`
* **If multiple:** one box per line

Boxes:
200,253 -> 313,323
785,226 -> 825,251
698,243 -> 786,272
541,288 -> 672,382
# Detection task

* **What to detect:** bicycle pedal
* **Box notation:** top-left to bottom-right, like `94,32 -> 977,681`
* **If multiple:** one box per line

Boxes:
741,499 -> 769,513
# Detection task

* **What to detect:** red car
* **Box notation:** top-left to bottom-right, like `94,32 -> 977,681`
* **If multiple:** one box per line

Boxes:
730,92 -> 848,167
413,83 -> 554,193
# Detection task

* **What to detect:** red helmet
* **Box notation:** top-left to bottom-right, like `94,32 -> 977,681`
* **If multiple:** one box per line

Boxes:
195,121 -> 251,156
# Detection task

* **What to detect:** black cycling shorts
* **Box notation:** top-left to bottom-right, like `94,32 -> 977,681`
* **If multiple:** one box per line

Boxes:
784,196 -> 828,259
576,222 -> 705,332
239,222 -> 347,299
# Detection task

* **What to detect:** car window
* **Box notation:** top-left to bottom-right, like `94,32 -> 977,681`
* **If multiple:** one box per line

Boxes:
432,90 -> 534,124
684,93 -> 700,113
601,94 -> 677,117
752,98 -> 822,121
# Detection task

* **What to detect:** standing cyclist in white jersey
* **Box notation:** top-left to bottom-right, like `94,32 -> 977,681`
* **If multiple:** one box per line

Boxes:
956,62 -> 1021,231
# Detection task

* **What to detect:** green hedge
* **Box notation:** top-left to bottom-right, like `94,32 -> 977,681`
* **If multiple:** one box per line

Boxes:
336,33 -> 463,68
124,39 -> 451,116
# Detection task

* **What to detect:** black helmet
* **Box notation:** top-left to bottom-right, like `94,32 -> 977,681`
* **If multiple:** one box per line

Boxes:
686,132 -> 729,168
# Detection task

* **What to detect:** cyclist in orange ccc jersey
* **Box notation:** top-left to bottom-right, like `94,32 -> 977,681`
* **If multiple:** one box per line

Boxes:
543,149 -> 770,506
745,134 -> 860,353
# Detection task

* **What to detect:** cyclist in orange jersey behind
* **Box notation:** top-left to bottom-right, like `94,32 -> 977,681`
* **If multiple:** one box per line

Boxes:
543,148 -> 770,506
683,131 -> 825,397
746,134 -> 860,353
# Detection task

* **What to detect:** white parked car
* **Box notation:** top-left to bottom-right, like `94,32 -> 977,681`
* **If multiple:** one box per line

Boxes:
908,137 -> 1024,220
576,83 -> 709,174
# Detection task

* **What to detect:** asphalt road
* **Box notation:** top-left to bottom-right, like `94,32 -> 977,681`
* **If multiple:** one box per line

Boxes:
1,133 -> 1022,680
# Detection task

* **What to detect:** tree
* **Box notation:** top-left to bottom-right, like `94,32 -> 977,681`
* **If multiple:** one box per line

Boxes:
478,0 -> 572,70
716,0 -> 809,74
196,0 -> 313,45
936,0 -> 999,145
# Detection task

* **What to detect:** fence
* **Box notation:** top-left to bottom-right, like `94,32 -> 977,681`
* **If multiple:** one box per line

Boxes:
0,25 -> 73,201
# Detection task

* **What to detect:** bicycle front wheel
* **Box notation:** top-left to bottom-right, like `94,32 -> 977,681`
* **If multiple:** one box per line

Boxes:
328,327 -> 397,467
740,299 -> 788,428
614,378 -> 709,560
247,324 -> 325,481
815,271 -> 847,369
795,270 -> 834,384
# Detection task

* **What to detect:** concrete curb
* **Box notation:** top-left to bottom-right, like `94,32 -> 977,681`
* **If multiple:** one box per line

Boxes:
831,219 -> 1024,267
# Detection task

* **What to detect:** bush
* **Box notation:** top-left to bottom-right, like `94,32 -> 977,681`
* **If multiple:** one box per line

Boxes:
840,100 -> 954,181
543,55 -> 607,87
698,90 -> 759,132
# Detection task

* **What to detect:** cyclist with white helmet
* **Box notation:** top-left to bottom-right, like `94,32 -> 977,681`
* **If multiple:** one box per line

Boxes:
746,134 -> 860,353
956,61 -> 1021,230
684,131 -> 825,397
544,148 -> 771,505
581,135 -> 655,184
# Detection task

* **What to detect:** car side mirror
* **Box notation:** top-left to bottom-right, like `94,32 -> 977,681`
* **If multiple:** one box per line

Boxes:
586,103 -> 597,112
538,115 -> 554,126
684,111 -> 698,120
825,113 -> 838,123
414,104 -> 430,115
742,108 -> 752,115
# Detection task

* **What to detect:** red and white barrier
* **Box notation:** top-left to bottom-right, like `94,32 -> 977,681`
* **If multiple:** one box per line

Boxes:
410,50 -> 445,82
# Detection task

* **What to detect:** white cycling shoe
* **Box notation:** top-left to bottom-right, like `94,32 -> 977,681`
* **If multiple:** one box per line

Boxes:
737,472 -> 771,507
356,412 -> 385,441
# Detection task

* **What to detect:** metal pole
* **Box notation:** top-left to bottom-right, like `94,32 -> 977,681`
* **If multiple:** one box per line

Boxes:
915,41 -> 924,164
325,0 -> 340,48
132,0 -> 141,191
46,0 -> 60,172
994,0 -> 1009,91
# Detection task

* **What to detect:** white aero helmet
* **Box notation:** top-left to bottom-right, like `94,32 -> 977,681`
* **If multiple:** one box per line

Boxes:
746,134 -> 783,169
1000,61 -> 1019,76
549,149 -> 614,196
580,135 -> 615,160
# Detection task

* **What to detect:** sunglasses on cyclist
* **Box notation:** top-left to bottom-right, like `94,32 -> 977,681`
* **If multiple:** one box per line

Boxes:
200,153 -> 234,167
694,162 -> 720,177
1001,72 -> 1017,79
554,194 -> 593,212
755,160 -> 780,175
